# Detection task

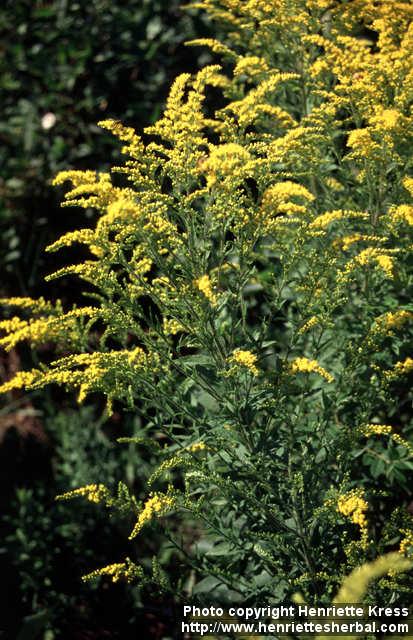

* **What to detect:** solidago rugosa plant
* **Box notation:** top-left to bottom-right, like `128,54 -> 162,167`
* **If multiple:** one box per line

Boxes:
1,0 -> 413,604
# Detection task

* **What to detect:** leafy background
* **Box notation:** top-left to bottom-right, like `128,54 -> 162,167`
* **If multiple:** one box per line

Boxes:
0,1 -> 210,638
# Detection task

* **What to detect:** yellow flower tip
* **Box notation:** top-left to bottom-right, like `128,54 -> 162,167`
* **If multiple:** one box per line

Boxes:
56,483 -> 108,504
394,357 -> 413,376
202,143 -> 251,185
229,349 -> 259,376
373,310 -> 413,334
362,423 -> 393,436
391,204 -> 413,226
399,532 -> 413,556
233,55 -> 269,78
0,370 -> 39,394
82,558 -> 139,583
129,492 -> 176,540
290,357 -> 333,383
337,489 -> 369,548
298,316 -> 319,334
351,247 -> 396,279
195,274 -> 218,307
187,441 -> 207,452
162,318 -> 184,335
402,177 -> 413,198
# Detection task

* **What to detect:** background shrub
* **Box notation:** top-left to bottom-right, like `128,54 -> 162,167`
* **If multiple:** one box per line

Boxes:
0,1 -> 210,637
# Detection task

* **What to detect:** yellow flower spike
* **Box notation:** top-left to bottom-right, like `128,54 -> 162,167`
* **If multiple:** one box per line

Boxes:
187,441 -> 207,452
202,143 -> 252,187
98,119 -> 143,157
369,108 -> 403,131
233,55 -> 269,78
334,234 -> 384,252
372,309 -> 413,335
337,489 -> 369,549
0,296 -> 58,314
0,370 -> 40,395
162,318 -> 184,336
52,170 -> 97,188
399,531 -> 413,556
393,357 -> 413,376
45,229 -> 97,253
186,38 -> 236,59
361,423 -> 393,437
290,357 -> 333,383
82,558 -> 141,583
375,254 -> 394,278
0,306 -> 99,352
129,492 -> 176,540
309,210 -> 368,229
361,423 -> 413,458
403,176 -> 413,197
229,349 -> 259,376
195,274 -> 218,307
260,181 -> 314,227
56,483 -> 110,504
390,204 -> 413,226
344,247 -> 398,279
298,316 -> 319,334
330,553 -> 412,608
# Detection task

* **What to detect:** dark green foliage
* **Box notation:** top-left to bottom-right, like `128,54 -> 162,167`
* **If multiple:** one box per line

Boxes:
0,0 -> 209,296
0,1 -> 210,635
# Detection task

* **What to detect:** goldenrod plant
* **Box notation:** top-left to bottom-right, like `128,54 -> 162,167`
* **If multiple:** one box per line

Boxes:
1,0 -> 413,605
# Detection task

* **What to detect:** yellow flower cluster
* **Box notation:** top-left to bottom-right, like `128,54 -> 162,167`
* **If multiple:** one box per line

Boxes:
229,349 -> 259,376
223,72 -> 298,129
233,55 -> 269,79
399,531 -> 413,556
162,318 -> 184,335
0,306 -> 98,352
361,423 -> 413,458
195,274 -> 218,307
290,357 -> 333,383
334,234 -> 384,252
344,247 -> 396,279
187,441 -> 207,452
372,310 -> 413,335
309,210 -> 367,230
259,181 -> 314,230
362,424 -> 392,436
129,492 -> 176,540
202,143 -> 252,187
298,316 -> 319,334
0,296 -> 56,314
56,483 -> 109,504
337,489 -> 369,548
383,357 -> 413,383
82,558 -> 140,583
390,205 -> 413,226
148,441 -> 208,485
393,358 -> 413,376
0,346 -> 157,414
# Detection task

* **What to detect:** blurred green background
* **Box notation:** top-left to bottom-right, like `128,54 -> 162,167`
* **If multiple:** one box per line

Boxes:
0,2 -> 210,638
